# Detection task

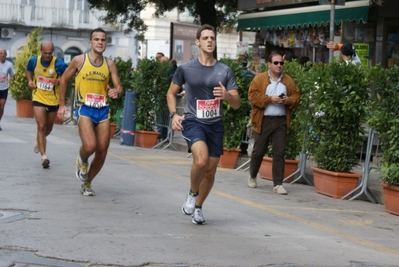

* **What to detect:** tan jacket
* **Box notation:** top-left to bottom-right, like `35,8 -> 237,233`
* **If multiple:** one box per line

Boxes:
248,72 -> 300,134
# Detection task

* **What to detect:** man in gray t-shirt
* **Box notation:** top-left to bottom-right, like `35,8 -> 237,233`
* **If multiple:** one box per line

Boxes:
0,48 -> 15,131
166,24 -> 240,225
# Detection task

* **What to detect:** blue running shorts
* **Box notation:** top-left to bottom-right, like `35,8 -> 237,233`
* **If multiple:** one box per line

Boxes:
75,105 -> 110,125
181,118 -> 224,157
0,89 -> 8,100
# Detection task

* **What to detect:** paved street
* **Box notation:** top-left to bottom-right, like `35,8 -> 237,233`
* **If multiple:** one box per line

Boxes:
1,98 -> 398,267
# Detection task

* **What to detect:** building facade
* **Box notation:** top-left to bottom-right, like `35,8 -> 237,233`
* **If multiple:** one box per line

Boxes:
0,0 -> 138,64
0,1 -> 256,67
139,4 -> 256,64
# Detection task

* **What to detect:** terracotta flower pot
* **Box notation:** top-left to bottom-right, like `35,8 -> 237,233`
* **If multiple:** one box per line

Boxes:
218,148 -> 241,169
16,99 -> 34,118
259,156 -> 299,183
134,130 -> 159,148
109,123 -> 117,139
54,113 -> 64,124
381,183 -> 399,216
312,166 -> 361,199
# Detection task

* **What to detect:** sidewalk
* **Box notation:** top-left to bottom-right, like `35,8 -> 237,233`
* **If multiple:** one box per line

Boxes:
2,98 -> 398,267
163,129 -> 385,205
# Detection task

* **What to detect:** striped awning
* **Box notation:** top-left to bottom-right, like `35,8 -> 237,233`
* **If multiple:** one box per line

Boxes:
237,0 -> 369,31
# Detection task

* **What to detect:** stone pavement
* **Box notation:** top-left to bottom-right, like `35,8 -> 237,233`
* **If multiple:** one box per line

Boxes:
1,98 -> 398,267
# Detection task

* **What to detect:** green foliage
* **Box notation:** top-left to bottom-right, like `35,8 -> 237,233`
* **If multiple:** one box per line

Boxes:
87,0 -> 239,40
303,60 -> 370,172
9,27 -> 42,100
219,57 -> 252,150
109,57 -> 133,123
129,58 -> 170,131
280,60 -> 306,159
368,65 -> 399,186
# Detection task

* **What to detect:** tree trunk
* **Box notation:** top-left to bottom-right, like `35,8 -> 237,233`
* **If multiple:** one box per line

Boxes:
198,0 -> 218,57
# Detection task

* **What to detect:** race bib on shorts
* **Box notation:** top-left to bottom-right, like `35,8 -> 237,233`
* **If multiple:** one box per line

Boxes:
37,76 -> 54,91
196,99 -> 220,119
85,93 -> 106,108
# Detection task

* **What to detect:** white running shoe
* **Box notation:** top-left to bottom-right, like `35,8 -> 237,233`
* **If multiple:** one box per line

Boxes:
192,207 -> 205,225
75,156 -> 88,182
80,183 -> 95,196
182,192 -> 197,215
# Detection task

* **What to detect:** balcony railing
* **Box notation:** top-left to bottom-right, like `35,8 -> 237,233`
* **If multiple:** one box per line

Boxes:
0,3 -> 25,23
0,3 -> 117,31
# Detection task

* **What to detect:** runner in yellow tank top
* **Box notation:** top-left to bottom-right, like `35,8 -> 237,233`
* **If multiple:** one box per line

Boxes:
75,53 -> 110,109
58,28 -> 123,196
31,56 -> 59,106
25,41 -> 68,169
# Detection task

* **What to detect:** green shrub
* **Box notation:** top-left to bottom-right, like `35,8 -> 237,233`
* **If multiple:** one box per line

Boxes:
9,27 -> 42,100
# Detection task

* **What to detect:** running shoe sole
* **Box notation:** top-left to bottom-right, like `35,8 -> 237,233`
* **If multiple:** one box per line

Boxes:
80,189 -> 95,196
42,158 -> 50,168
182,206 -> 193,215
192,217 -> 205,225
75,156 -> 87,182
75,168 -> 86,182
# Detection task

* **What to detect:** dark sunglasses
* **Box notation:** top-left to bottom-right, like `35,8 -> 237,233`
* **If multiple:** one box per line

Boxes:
272,61 -> 284,66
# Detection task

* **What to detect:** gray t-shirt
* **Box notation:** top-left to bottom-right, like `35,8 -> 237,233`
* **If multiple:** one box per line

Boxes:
172,58 -> 238,124
0,60 -> 15,90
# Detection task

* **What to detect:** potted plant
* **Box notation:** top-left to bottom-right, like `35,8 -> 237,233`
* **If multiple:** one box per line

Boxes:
368,64 -> 399,215
304,59 -> 370,198
217,58 -> 252,169
9,27 -> 42,118
129,58 -> 169,147
108,57 -> 132,138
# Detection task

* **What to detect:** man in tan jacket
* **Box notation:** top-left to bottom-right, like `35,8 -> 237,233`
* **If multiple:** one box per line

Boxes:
247,50 -> 300,195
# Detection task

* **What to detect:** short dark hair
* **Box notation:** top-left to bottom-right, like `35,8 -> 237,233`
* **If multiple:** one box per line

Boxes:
268,51 -> 284,62
90,28 -> 106,40
196,24 -> 216,40
170,59 -> 177,68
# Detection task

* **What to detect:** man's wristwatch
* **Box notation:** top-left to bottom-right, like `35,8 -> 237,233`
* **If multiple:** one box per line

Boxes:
169,111 -> 177,118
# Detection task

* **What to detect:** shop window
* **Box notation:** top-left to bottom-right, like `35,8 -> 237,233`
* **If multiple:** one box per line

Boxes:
386,24 -> 399,67
343,22 -> 375,66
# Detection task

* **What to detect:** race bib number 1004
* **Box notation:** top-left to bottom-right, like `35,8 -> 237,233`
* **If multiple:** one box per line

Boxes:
196,99 -> 220,119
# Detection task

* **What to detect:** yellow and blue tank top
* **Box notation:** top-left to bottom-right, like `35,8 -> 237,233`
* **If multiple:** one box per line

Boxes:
75,53 -> 110,108
32,56 -> 59,106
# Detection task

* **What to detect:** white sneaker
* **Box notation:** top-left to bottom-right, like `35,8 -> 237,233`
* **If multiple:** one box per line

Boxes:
247,176 -> 257,188
192,207 -> 205,225
182,192 -> 197,215
273,185 -> 288,195
33,141 -> 39,154
75,156 -> 88,182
